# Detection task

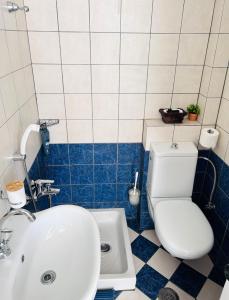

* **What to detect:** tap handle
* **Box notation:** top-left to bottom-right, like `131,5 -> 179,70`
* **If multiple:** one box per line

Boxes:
35,179 -> 54,185
0,229 -> 13,243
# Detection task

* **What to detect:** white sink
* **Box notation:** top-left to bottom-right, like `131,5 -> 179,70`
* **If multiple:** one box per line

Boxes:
0,205 -> 101,300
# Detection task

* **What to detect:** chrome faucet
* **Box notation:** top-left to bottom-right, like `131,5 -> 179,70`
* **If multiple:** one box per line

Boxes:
0,209 -> 36,259
33,179 -> 60,199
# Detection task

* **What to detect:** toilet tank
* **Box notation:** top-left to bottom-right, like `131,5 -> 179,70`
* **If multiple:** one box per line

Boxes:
147,142 -> 198,198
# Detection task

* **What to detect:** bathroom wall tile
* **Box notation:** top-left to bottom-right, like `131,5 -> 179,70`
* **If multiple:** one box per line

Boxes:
57,0 -> 89,31
0,123 -> 12,176
63,65 -> 91,93
174,66 -> 203,93
177,34 -> 208,65
120,65 -> 148,93
0,75 -> 18,120
149,34 -> 179,65
92,65 -> 119,94
95,184 -> 116,202
33,65 -> 63,93
29,32 -> 60,64
214,127 -> 229,161
205,34 -> 218,66
122,0 -> 152,33
214,187 -> 229,224
119,94 -> 145,120
25,0 -> 58,31
43,144 -> 69,166
210,0 -> 225,33
93,94 -> 119,119
213,34 -> 229,67
173,125 -> 201,144
93,120 -> 118,143
91,33 -> 120,64
94,164 -> 116,184
71,184 -> 94,203
15,0 -> 27,30
45,165 -> 70,185
7,112 -> 22,154
202,98 -> 221,125
181,0 -> 215,33
94,144 -> 117,164
208,68 -> 227,98
147,66 -> 176,93
172,94 -> 198,110
90,0 -> 121,32
118,143 -> 142,164
145,94 -> 172,119
143,126 -> 174,150
200,66 -> 212,96
223,72 -> 229,100
151,0 -> 184,33
13,69 -> 28,107
121,34 -> 150,65
6,31 -> 22,71
117,164 -> 139,184
60,33 -> 90,64
65,94 -> 92,119
67,120 -> 93,143
117,183 -> 131,202
69,144 -> 93,165
119,120 -> 143,143
0,96 -> 6,128
70,165 -> 93,184
220,0 -> 229,33
0,30 -> 11,77
24,66 -> 35,102
48,120 -> 68,144
37,94 -> 66,119
52,185 -> 72,205
18,31 -> 31,67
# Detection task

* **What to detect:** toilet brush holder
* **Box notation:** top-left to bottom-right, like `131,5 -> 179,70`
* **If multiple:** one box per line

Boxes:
128,188 -> 140,206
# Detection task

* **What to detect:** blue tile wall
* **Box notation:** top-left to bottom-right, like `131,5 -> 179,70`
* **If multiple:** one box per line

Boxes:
29,143 -> 144,221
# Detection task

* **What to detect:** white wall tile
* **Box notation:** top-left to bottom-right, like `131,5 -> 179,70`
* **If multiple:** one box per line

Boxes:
93,120 -> 118,143
220,0 -> 229,33
198,94 -> 207,124
173,125 -> 201,144
18,31 -> 31,67
29,32 -> 61,64
213,34 -> 229,67
223,72 -> 229,100
214,126 -> 229,160
24,66 -> 35,102
145,94 -> 171,119
7,111 -> 22,154
202,98 -> 221,125
65,94 -> 92,119
205,34 -> 218,66
63,65 -> 91,93
0,95 -> 6,127
57,0 -> 89,31
211,0 -> 225,33
6,31 -> 22,71
172,94 -> 198,110
149,34 -> 179,65
143,125 -> 174,150
33,65 -> 63,93
147,66 -> 176,93
0,75 -> 18,120
13,68 -> 28,107
151,0 -> 184,33
121,34 -> 150,64
0,30 -> 11,78
119,120 -> 143,142
208,68 -> 227,97
181,0 -> 215,33
120,66 -> 148,93
15,0 -> 27,31
0,123 -> 12,176
174,66 -> 203,93
225,142 -> 229,166
90,0 -> 121,32
49,120 -> 67,144
217,98 -> 229,132
93,94 -> 118,119
68,120 -> 93,143
60,33 -> 90,64
200,66 -> 212,96
121,0 -> 153,33
91,33 -> 120,64
92,65 -> 119,93
37,94 -> 66,119
1,0 -> 17,30
177,34 -> 208,65
119,94 -> 145,119
25,0 -> 58,31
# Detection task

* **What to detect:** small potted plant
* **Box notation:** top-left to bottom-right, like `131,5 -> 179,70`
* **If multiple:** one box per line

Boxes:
187,104 -> 200,121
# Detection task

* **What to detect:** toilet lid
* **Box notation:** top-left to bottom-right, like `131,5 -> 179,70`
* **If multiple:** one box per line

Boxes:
154,200 -> 214,259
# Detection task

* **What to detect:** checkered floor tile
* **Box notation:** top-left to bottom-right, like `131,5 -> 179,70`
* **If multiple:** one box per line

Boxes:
115,227 -> 223,300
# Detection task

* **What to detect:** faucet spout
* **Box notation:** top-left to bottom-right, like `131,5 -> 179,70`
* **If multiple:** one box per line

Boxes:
2,209 -> 36,223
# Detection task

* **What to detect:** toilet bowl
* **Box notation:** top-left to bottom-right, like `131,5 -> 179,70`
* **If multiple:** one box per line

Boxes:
147,196 -> 214,259
146,142 -> 214,260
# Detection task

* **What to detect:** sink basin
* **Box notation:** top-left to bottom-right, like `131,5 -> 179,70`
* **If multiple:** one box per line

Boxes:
0,205 -> 101,300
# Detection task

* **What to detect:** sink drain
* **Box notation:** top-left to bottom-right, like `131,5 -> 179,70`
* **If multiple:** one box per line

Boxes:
158,288 -> 179,300
41,271 -> 56,285
101,242 -> 111,253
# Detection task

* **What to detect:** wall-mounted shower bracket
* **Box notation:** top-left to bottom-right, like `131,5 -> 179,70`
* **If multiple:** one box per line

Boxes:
39,119 -> 59,128
6,1 -> 29,13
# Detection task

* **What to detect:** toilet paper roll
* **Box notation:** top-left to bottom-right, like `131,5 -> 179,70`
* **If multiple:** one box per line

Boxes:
199,128 -> 219,149
6,181 -> 26,209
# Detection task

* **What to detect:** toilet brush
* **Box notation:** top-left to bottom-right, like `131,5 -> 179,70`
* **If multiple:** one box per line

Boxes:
128,172 -> 140,206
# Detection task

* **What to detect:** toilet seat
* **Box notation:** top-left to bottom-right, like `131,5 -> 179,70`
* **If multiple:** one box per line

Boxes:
154,199 -> 214,260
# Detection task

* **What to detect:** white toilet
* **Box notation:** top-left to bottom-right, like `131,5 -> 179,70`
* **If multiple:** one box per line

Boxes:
146,142 -> 214,260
